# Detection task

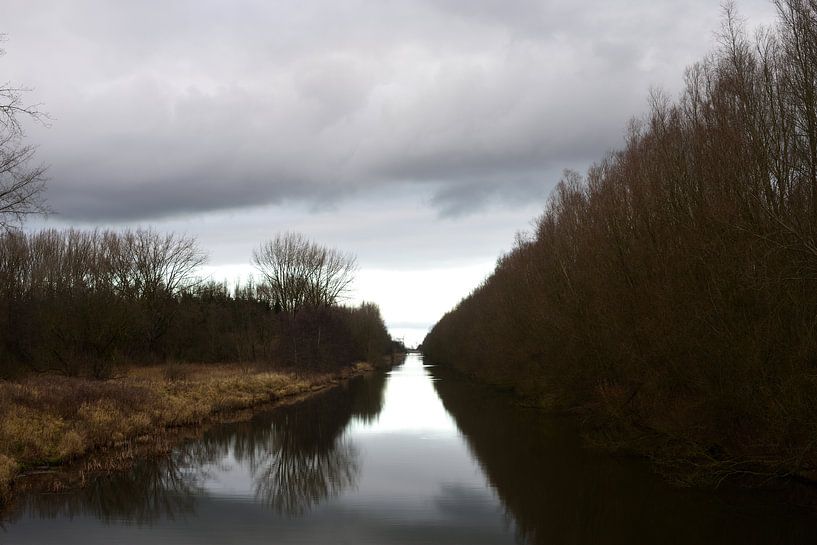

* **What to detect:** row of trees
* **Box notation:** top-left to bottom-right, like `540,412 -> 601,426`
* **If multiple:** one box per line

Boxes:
0,39 -> 394,378
0,229 -> 393,378
424,0 -> 817,480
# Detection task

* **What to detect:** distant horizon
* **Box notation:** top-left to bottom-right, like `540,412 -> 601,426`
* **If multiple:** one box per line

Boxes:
4,0 -> 779,338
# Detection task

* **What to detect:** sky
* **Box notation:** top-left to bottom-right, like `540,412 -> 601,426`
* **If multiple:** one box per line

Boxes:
3,0 -> 779,346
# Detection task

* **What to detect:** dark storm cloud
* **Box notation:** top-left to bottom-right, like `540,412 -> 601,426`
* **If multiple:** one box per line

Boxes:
3,0 -> 778,221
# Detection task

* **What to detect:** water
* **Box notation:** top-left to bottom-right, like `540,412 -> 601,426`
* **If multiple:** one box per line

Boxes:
2,354 -> 817,544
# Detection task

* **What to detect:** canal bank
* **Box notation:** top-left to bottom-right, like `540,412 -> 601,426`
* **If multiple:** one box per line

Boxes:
0,360 -> 391,511
3,354 -> 817,544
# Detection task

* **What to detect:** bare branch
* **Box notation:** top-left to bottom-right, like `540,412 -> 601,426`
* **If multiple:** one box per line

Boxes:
0,35 -> 49,230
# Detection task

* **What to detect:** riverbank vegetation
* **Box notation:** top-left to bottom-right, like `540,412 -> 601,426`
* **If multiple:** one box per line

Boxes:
423,0 -> 817,485
0,228 -> 397,504
0,362 -> 376,505
0,42 -> 399,504
1,369 -> 387,523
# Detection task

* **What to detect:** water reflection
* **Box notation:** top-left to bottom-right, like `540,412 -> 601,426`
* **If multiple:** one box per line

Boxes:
230,381 -> 375,515
15,455 -> 202,526
217,369 -> 385,516
7,371 -> 388,525
5,356 -> 817,545
430,364 -> 817,545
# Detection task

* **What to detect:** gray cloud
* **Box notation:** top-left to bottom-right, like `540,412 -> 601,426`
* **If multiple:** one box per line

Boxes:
3,0 -> 778,221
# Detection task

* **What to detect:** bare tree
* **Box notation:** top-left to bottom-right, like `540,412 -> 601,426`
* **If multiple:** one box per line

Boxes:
303,242 -> 358,308
774,0 -> 817,207
423,4 -> 817,483
119,229 -> 207,357
121,228 -> 207,300
0,35 -> 48,231
252,233 -> 357,313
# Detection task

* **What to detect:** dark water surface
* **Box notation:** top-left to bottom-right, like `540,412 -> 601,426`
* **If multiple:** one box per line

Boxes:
3,354 -> 817,544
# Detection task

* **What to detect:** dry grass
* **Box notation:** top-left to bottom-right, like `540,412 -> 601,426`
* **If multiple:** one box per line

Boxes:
0,362 -> 373,506
0,455 -> 16,504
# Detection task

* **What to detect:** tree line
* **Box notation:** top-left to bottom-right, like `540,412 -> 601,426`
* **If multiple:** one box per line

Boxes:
423,0 -> 817,481
0,229 -> 394,378
0,37 -> 395,379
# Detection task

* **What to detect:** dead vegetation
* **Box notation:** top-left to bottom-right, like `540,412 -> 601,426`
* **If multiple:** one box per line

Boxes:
0,361 -> 374,506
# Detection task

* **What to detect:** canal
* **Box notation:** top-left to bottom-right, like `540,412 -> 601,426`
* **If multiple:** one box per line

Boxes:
2,354 -> 816,544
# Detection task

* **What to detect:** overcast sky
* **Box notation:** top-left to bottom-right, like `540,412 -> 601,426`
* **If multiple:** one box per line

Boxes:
4,0 -> 778,345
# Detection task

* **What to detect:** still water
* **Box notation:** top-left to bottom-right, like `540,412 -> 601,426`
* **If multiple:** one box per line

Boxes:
3,354 -> 817,544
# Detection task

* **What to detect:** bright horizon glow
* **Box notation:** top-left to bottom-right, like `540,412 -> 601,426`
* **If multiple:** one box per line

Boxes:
198,262 -> 494,348
5,0 -> 781,349
350,354 -> 457,434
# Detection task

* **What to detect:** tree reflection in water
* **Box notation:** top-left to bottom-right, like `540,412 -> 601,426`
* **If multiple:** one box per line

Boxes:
233,383 -> 361,515
235,370 -> 387,515
7,371 -> 388,525
12,449 -> 209,526
430,365 -> 817,545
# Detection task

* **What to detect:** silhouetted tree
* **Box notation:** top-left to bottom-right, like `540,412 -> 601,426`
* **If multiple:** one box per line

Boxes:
0,228 -> 390,377
0,35 -> 48,231
252,232 -> 356,313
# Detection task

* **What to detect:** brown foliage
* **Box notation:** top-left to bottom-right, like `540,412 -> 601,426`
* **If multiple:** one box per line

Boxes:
423,1 -> 817,482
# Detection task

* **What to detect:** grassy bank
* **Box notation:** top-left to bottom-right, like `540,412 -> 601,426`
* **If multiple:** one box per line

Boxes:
0,361 -> 377,505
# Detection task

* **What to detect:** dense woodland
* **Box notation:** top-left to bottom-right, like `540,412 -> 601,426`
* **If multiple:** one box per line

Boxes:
424,0 -> 817,481
0,229 -> 395,378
